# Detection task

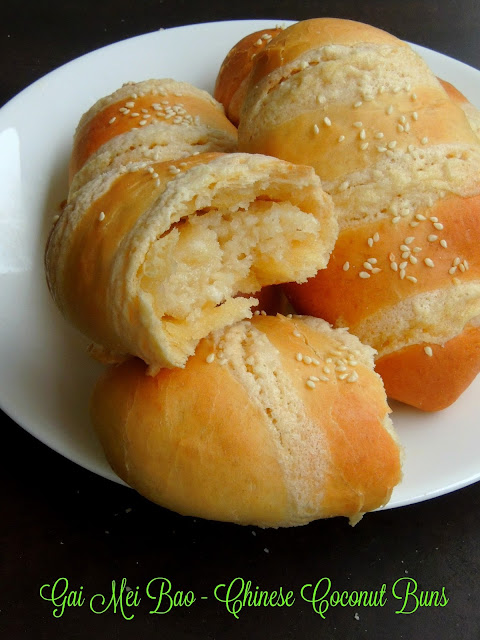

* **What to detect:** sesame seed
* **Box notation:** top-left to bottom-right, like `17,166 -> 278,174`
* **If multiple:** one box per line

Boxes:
317,95 -> 326,104
339,180 -> 350,191
309,376 -> 320,382
401,251 -> 410,259
375,132 -> 384,139
139,119 -> 147,126
319,375 -> 329,382
254,38 -> 263,46
353,121 -> 363,128
338,135 -> 345,142
368,237 -> 374,247
313,123 -> 320,134
304,355 -> 312,365
410,221 -> 419,227
343,261 -> 350,271
363,261 -> 373,271
119,107 -> 130,114
338,372 -> 349,380
413,247 -> 422,253
377,146 -> 387,153
399,115 -> 407,124
359,271 -> 371,279
323,366 -> 331,374
368,258 -> 377,264
400,269 -> 406,279
424,258 -> 435,267
52,214 -> 60,223
354,101 -> 363,108
411,92 -> 417,101
421,137 -> 429,145
109,116 -> 116,124
306,380 -> 316,389
404,122 -> 410,132
440,239 -> 448,249
392,216 -> 401,223
293,330 -> 302,338
405,236 -> 415,245
206,353 -> 215,363
336,364 -> 347,372
125,101 -> 135,108
361,142 -> 369,150
399,261 -> 408,270
464,259 -> 469,270
359,129 -> 366,140
453,257 -> 461,266
449,266 -> 457,275
387,141 -> 397,149
98,211 -> 105,221
296,353 -> 303,362
397,124 -> 404,133
459,263 -> 466,272
389,253 -> 396,262
427,234 -> 438,242
424,346 -> 433,357
324,116 -> 332,126
347,371 -> 359,383
373,232 -> 380,242
415,214 -> 426,221
406,275 -> 418,283
262,33 -> 272,40
312,358 -> 320,366
408,144 -> 415,153
412,111 -> 418,120
371,267 -> 382,274
386,105 -> 393,115
410,256 -> 418,265
433,222 -> 444,230
155,179 -> 161,187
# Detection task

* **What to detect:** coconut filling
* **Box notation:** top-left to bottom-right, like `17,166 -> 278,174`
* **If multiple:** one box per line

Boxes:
139,196 -> 322,360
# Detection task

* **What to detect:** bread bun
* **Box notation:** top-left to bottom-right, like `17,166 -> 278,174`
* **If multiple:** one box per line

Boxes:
46,151 -> 337,372
214,28 -> 283,125
69,79 -> 238,194
237,18 -> 480,410
90,314 -> 402,527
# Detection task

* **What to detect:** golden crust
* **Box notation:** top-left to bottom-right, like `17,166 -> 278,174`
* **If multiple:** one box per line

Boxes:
69,79 -> 237,186
90,315 -> 402,527
214,28 -> 282,125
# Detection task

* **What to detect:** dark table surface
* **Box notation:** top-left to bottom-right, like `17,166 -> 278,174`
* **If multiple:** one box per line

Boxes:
2,2 -> 480,639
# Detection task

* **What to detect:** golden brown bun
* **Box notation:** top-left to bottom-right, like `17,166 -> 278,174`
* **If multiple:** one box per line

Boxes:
69,79 -> 238,193
46,150 -> 337,372
375,325 -> 480,411
214,28 -> 283,125
90,314 -> 402,527
238,18 -> 480,410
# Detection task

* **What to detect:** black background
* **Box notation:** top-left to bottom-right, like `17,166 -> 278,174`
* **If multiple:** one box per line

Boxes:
1,2 -> 480,638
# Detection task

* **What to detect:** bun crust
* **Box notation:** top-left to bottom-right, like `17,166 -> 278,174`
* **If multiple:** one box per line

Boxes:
214,28 -> 282,125
69,79 -> 238,193
91,315 -> 402,527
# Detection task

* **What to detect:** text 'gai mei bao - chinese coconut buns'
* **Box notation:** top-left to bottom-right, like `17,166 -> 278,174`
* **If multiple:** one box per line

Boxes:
219,18 -> 480,411
90,314 -> 403,528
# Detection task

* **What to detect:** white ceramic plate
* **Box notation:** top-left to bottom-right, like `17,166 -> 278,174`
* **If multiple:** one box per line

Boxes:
1,19 -> 479,510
